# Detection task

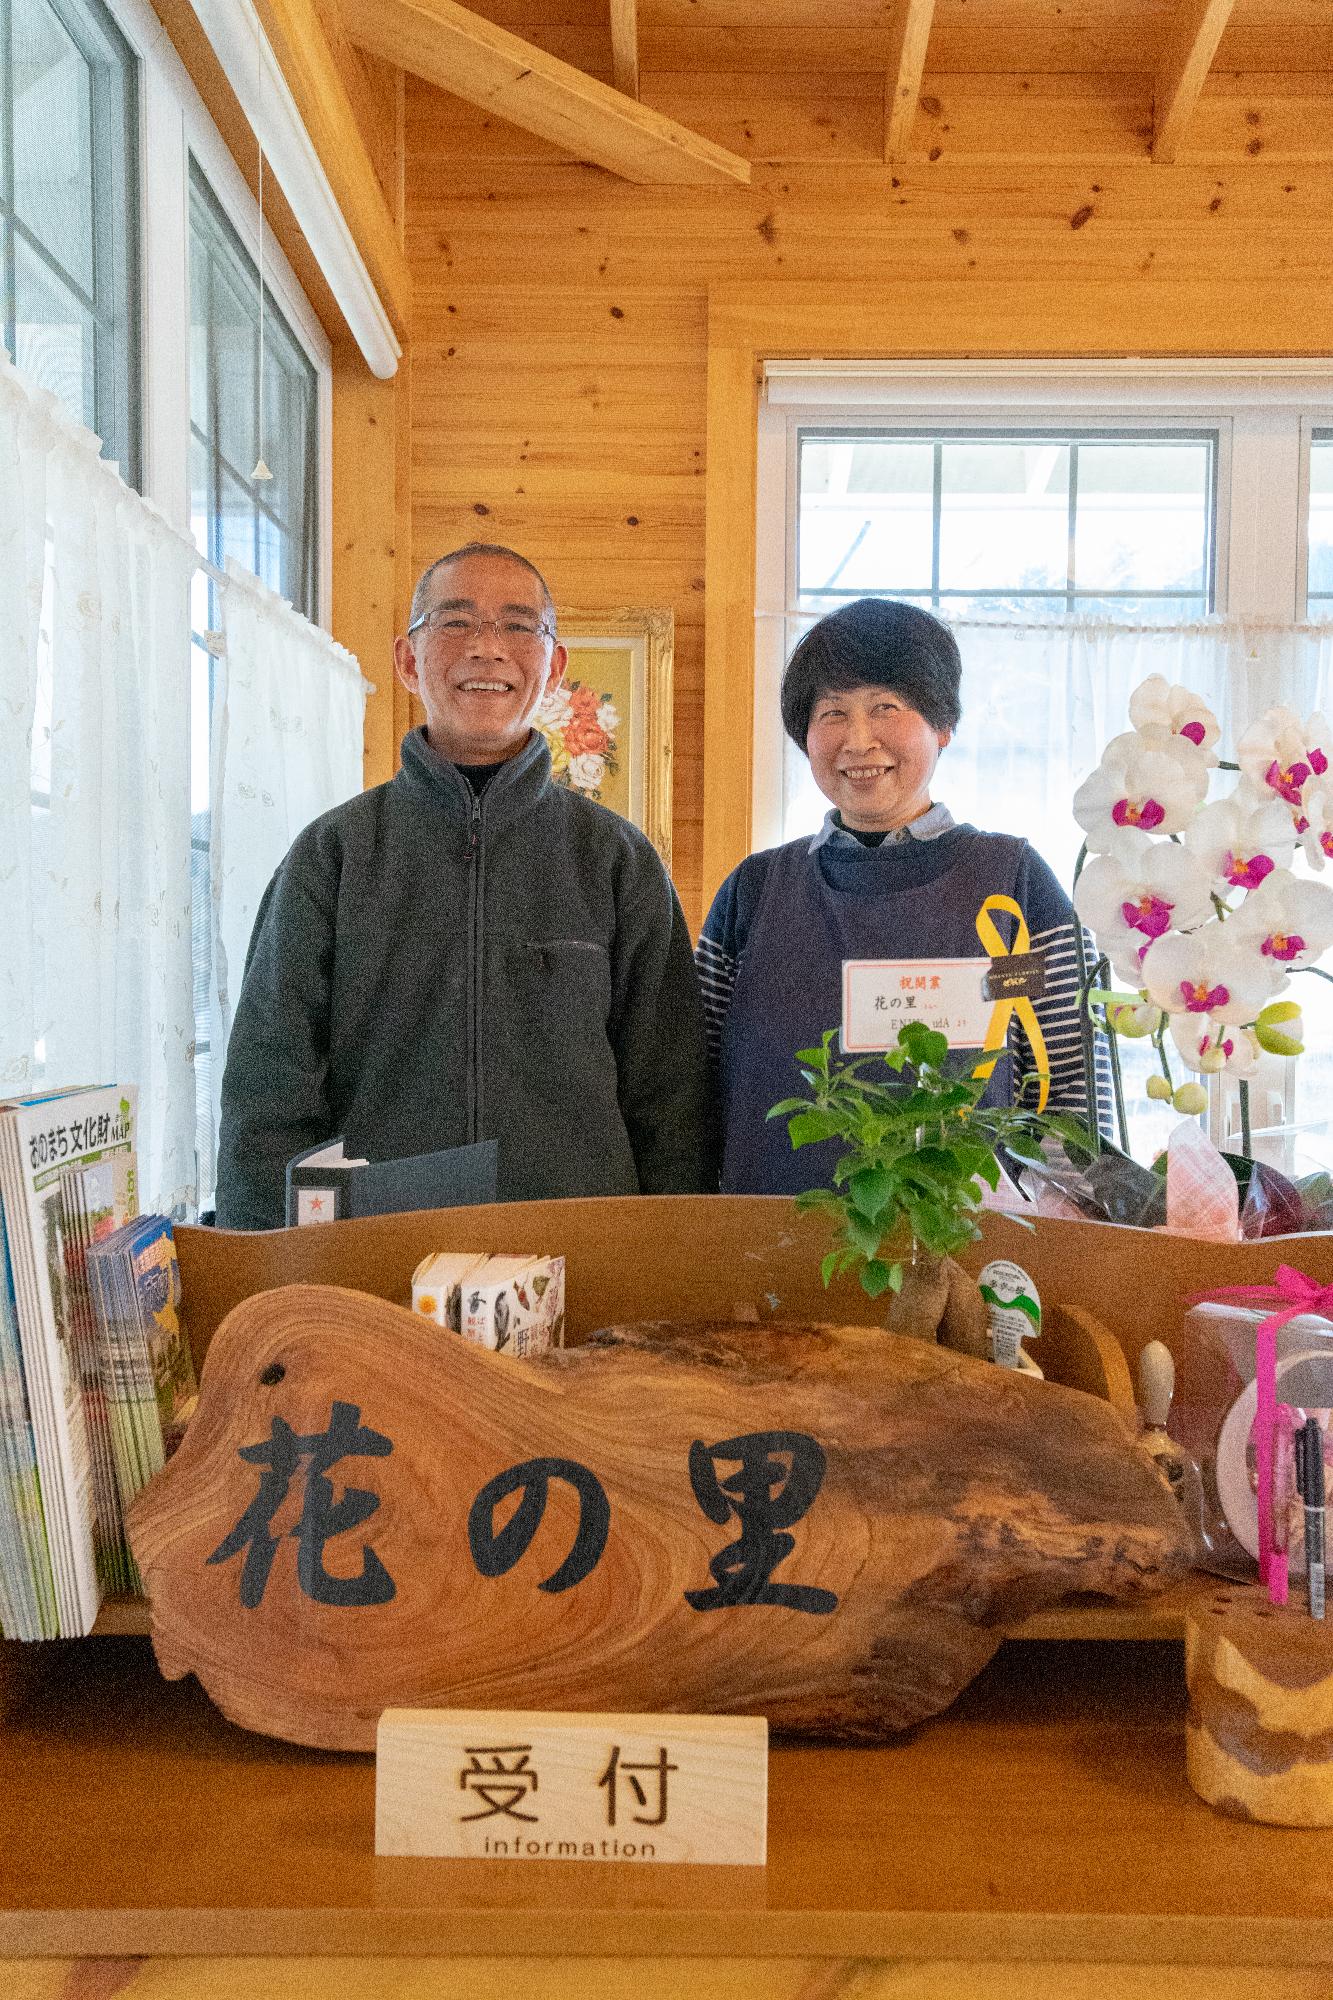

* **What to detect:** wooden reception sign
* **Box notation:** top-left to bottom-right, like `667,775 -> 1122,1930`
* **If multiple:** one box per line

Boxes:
375,1709 -> 767,1864
127,1285 -> 1192,1752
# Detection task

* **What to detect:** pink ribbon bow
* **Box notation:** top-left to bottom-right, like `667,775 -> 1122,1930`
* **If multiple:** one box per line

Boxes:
1192,1267 -> 1333,1601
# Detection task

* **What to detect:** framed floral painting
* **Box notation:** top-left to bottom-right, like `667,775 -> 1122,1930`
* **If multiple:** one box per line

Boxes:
536,607 -> 674,868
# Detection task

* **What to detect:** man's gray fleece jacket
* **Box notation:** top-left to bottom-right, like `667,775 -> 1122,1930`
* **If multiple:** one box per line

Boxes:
215,727 -> 718,1229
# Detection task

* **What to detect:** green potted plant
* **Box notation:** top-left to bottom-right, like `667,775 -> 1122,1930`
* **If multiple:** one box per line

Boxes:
769,1021 -> 1092,1353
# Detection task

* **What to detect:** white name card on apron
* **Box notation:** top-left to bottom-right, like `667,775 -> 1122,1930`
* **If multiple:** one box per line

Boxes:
841,957 -> 992,1053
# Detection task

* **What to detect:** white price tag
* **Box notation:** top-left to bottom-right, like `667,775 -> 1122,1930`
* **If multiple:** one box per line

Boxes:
841,957 -> 993,1053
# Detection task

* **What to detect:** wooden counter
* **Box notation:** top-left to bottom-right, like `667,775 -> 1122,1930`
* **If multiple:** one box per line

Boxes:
4,1627 -> 1333,1996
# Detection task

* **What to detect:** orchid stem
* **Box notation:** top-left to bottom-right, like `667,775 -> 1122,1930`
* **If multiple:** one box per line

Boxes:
1154,1021 -> 1174,1088
1096,954 -> 1130,1152
1239,1078 -> 1253,1160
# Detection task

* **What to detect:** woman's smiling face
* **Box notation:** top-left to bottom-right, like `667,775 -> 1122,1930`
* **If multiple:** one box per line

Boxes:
805,683 -> 951,832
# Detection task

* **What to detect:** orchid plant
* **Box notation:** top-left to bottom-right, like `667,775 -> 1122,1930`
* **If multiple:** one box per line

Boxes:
1072,676 -> 1333,1141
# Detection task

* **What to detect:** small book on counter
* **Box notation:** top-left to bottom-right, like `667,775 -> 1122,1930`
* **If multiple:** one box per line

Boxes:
285,1137 -> 498,1227
413,1251 -> 565,1358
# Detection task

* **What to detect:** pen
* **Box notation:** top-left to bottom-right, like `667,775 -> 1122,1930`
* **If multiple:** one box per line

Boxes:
1298,1417 -> 1326,1622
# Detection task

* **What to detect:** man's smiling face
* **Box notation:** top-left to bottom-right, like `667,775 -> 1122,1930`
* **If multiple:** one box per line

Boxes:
393,551 -> 568,766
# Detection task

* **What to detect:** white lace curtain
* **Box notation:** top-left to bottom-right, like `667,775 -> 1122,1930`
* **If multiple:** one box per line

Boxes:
0,353 -> 366,1212
781,615 -> 1333,877
0,351 -> 197,1208
206,559 -> 366,1165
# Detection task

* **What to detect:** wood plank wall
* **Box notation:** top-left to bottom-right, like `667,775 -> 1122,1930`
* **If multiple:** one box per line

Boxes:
403,33 -> 1333,932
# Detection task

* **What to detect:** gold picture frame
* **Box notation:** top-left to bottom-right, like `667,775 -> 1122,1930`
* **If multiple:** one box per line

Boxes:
538,607 -> 675,869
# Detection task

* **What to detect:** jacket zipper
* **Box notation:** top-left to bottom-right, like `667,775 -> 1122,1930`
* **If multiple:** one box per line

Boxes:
466,791 -> 483,1143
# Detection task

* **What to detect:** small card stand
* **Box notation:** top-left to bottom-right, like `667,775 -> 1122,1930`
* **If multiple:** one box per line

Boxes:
1186,1582 -> 1333,1825
375,1708 -> 767,1865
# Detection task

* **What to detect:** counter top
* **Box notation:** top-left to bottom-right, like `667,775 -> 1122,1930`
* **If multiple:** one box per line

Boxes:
4,1630 -> 1333,1965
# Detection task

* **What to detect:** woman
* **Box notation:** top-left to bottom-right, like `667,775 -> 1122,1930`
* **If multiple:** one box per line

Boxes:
696,597 -> 1098,1193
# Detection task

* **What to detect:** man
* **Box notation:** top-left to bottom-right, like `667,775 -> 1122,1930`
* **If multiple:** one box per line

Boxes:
215,542 -> 716,1229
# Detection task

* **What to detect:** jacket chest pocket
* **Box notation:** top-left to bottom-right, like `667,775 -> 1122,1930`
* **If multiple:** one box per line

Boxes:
504,936 -> 614,1039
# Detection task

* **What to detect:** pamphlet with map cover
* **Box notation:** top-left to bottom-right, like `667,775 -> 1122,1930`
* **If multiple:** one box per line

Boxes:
86,1215 -> 197,1516
60,1154 -> 140,1595
0,1085 -> 137,1638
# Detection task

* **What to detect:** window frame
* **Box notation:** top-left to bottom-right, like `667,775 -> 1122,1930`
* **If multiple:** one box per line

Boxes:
187,155 -> 321,622
790,421 -> 1222,620
111,0 -> 332,620
2,0 -> 141,478
1304,422 -> 1333,617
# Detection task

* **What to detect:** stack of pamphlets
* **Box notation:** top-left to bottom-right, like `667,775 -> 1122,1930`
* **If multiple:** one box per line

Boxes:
411,1252 -> 487,1334
60,1156 -> 140,1595
85,1216 -> 197,1520
0,1085 -> 138,1639
463,1255 -> 564,1357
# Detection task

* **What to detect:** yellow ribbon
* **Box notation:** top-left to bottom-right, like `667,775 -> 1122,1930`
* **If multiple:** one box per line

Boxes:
971,894 -> 1050,1113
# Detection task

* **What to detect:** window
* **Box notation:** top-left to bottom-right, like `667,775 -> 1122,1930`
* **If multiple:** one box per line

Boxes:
186,148 -> 325,1205
758,365 -> 1333,1178
798,431 -> 1216,621
1,0 -> 138,476
5,0 -> 332,1208
188,161 -> 318,619
1311,432 -> 1333,617
186,166 -> 321,1208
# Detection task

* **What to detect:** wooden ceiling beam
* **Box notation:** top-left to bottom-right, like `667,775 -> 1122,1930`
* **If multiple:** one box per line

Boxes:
610,0 -> 639,101
1153,0 -> 1237,164
884,0 -> 936,164
341,0 -> 750,186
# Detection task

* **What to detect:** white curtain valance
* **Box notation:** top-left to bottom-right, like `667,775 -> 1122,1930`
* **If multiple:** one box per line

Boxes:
775,610 -> 1333,882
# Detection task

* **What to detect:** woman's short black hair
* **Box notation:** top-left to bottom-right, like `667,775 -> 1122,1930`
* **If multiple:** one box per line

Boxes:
781,597 -> 963,747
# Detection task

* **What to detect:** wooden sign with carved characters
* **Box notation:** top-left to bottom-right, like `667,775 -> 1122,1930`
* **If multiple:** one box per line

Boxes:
126,1284 -> 1191,1752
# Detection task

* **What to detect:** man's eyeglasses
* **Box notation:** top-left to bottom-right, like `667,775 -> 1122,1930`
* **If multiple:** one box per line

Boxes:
407,608 -> 555,645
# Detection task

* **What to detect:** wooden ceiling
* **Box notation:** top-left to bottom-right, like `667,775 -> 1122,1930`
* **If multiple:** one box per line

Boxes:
437,0 -> 1328,81
336,0 -> 1332,181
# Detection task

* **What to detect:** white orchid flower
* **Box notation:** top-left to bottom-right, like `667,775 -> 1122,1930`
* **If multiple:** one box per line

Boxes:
1293,777 -> 1333,870
1074,831 -> 1215,982
1181,793 -> 1296,893
1128,675 -> 1220,761
1226,868 -> 1333,976
1304,711 -> 1333,783
1237,706 -> 1319,815
1072,728 -> 1209,851
1168,1013 -> 1261,1078
1140,918 -> 1281,1024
